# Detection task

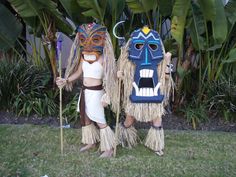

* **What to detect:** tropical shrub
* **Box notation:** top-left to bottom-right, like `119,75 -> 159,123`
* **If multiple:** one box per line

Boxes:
0,58 -> 17,109
1,0 -> 74,84
0,58 -> 59,116
62,92 -> 79,126
1,0 -> 236,125
180,98 -> 208,129
207,75 -> 236,122
13,90 -> 58,117
172,0 -> 236,103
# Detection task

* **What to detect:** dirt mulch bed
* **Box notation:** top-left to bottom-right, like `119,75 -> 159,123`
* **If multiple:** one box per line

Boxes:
0,111 -> 59,127
0,111 -> 235,132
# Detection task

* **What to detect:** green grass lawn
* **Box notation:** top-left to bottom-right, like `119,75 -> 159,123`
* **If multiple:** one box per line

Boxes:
0,124 -> 236,177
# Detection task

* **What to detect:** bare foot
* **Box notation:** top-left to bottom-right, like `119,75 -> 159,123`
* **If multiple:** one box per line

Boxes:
99,149 -> 113,158
155,150 -> 164,156
79,144 -> 96,152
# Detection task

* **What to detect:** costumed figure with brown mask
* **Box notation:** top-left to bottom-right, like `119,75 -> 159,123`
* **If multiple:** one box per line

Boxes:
56,23 -> 118,158
116,26 -> 174,156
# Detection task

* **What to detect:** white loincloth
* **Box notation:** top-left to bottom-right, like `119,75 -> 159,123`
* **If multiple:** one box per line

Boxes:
77,89 -> 106,124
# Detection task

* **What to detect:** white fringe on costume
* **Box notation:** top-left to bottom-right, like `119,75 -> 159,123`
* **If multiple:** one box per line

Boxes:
118,123 -> 138,148
81,124 -> 100,145
144,127 -> 164,152
77,89 -> 106,124
100,126 -> 115,152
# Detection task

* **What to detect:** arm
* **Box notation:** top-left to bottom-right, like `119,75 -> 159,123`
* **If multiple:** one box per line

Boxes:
164,52 -> 172,79
56,61 -> 83,88
67,62 -> 82,83
163,52 -> 174,106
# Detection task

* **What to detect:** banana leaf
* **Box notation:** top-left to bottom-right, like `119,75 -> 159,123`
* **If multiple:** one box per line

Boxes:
225,0 -> 236,25
198,0 -> 227,44
212,0 -> 227,44
0,4 -> 23,51
157,0 -> 174,17
223,48 -> 236,63
198,0 -> 216,21
9,0 -> 73,35
126,0 -> 156,14
171,0 -> 190,45
188,2 -> 206,50
59,0 -> 91,25
77,0 -> 108,23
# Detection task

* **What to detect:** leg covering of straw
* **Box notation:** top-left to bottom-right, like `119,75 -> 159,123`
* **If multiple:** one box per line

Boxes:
118,123 -> 138,148
144,126 -> 164,152
81,124 -> 100,144
100,126 -> 115,152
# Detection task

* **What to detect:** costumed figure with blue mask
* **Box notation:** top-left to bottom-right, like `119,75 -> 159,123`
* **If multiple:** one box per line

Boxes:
56,23 -> 119,158
117,26 -> 174,156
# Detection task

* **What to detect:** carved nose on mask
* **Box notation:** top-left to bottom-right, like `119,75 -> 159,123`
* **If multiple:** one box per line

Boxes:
141,48 -> 151,66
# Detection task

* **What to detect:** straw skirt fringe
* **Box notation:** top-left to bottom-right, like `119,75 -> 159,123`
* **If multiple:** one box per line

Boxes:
100,126 -> 115,151
118,123 -> 138,148
81,124 -> 100,144
144,127 -> 164,151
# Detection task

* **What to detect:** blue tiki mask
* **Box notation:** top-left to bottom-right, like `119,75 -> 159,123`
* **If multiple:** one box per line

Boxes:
128,26 -> 164,103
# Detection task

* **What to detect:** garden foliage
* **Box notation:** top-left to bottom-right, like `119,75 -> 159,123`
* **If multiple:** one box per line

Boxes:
0,0 -> 236,126
0,58 -> 57,116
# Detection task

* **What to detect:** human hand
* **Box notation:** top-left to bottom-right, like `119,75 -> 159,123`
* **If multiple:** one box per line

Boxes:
101,93 -> 110,107
56,77 -> 67,88
117,70 -> 124,79
165,52 -> 172,63
101,101 -> 108,107
164,52 -> 173,74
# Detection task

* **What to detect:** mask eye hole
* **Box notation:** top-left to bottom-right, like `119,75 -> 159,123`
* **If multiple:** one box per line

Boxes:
135,43 -> 144,50
92,36 -> 102,44
149,44 -> 158,50
79,35 -> 86,43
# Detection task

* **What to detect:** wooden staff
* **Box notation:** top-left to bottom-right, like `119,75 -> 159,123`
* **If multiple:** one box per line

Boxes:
113,78 -> 121,157
113,21 -> 125,157
57,34 -> 63,155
